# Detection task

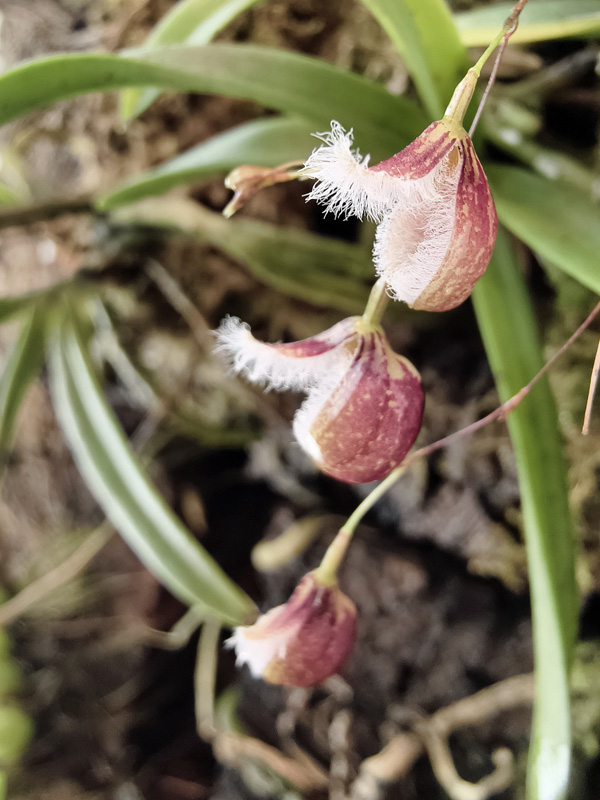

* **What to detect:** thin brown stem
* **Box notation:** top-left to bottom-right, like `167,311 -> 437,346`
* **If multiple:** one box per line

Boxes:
582,336 -> 600,434
341,298 -> 600,539
469,0 -> 532,137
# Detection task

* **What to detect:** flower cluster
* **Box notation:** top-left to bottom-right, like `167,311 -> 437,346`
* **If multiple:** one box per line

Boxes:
221,74 -> 498,687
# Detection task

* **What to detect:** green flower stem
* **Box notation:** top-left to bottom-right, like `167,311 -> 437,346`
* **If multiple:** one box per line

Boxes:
362,277 -> 390,326
319,296 -> 600,584
445,0 -> 531,128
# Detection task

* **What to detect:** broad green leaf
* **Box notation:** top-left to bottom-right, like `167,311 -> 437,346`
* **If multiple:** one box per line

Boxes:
48,304 -> 256,625
112,198 -> 372,311
120,0 -> 263,120
0,183 -> 19,206
456,0 -> 600,46
98,116 -> 315,210
485,125 -> 600,200
0,46 -> 427,162
360,0 -> 468,119
0,307 -> 46,456
473,228 -> 576,800
488,164 -> 600,295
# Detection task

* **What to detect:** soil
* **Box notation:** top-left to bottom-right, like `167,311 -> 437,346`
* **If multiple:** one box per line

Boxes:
1,1 -> 600,799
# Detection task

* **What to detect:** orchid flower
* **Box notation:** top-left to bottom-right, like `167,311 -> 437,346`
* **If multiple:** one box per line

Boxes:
229,570 -> 356,687
302,115 -> 497,313
216,315 -> 424,484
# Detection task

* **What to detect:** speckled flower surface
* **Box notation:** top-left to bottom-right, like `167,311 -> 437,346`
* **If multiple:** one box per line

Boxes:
216,316 -> 424,483
229,571 -> 357,687
303,119 -> 497,312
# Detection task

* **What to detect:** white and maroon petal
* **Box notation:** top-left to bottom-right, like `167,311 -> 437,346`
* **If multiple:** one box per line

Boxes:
215,315 -> 360,391
295,330 -> 424,483
370,120 -> 458,181
372,173 -> 457,307
229,572 -> 357,687
374,135 -> 497,312
302,122 -> 405,221
409,139 -> 497,312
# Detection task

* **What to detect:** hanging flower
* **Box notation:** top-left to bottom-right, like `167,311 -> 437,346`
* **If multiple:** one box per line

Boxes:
302,118 -> 497,313
216,315 -> 424,484
229,570 -> 356,687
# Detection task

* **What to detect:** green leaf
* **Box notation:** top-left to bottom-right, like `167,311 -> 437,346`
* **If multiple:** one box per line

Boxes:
0,307 -> 46,456
112,198 -> 372,311
488,164 -> 600,295
120,0 -> 262,120
98,116 -> 316,210
0,46 -> 427,161
0,293 -> 42,326
0,183 -> 19,206
456,0 -> 600,46
48,303 -> 256,625
360,0 -> 468,119
472,228 -> 576,800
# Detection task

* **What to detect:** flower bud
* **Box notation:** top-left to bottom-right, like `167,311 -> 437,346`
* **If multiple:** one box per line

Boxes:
216,316 -> 424,483
229,571 -> 356,687
223,162 -> 302,217
302,119 -> 497,312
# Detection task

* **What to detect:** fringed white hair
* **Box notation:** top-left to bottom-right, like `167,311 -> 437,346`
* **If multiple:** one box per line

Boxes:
302,122 -> 405,221
215,316 -> 349,392
373,175 -> 458,305
226,618 -> 291,678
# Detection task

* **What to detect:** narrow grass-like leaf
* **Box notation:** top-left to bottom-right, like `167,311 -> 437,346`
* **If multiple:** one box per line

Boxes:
0,47 -> 427,161
360,0 -> 468,119
0,294 -> 41,326
0,307 -> 46,456
472,229 -> 576,800
48,305 -> 256,625
488,164 -> 600,295
98,117 -> 315,210
120,0 -> 262,120
456,0 -> 600,46
113,198 -> 372,311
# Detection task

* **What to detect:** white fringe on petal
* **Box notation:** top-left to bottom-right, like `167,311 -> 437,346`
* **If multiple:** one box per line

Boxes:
301,121 -> 405,221
292,351 -> 355,465
373,176 -> 457,305
215,316 -> 343,392
227,622 -> 290,678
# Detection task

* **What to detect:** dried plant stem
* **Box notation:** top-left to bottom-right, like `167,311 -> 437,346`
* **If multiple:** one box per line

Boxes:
0,198 -> 94,229
0,523 -> 113,629
351,674 -> 534,800
339,298 -> 600,545
582,336 -> 600,434
138,606 -> 204,650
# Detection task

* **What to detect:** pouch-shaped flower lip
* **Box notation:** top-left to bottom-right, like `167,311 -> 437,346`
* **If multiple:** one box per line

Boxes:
216,315 -> 424,484
229,571 -> 357,687
302,119 -> 497,312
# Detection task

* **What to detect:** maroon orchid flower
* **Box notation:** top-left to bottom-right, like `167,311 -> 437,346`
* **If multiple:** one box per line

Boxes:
302,117 -> 497,312
229,570 -> 356,687
216,315 -> 424,484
